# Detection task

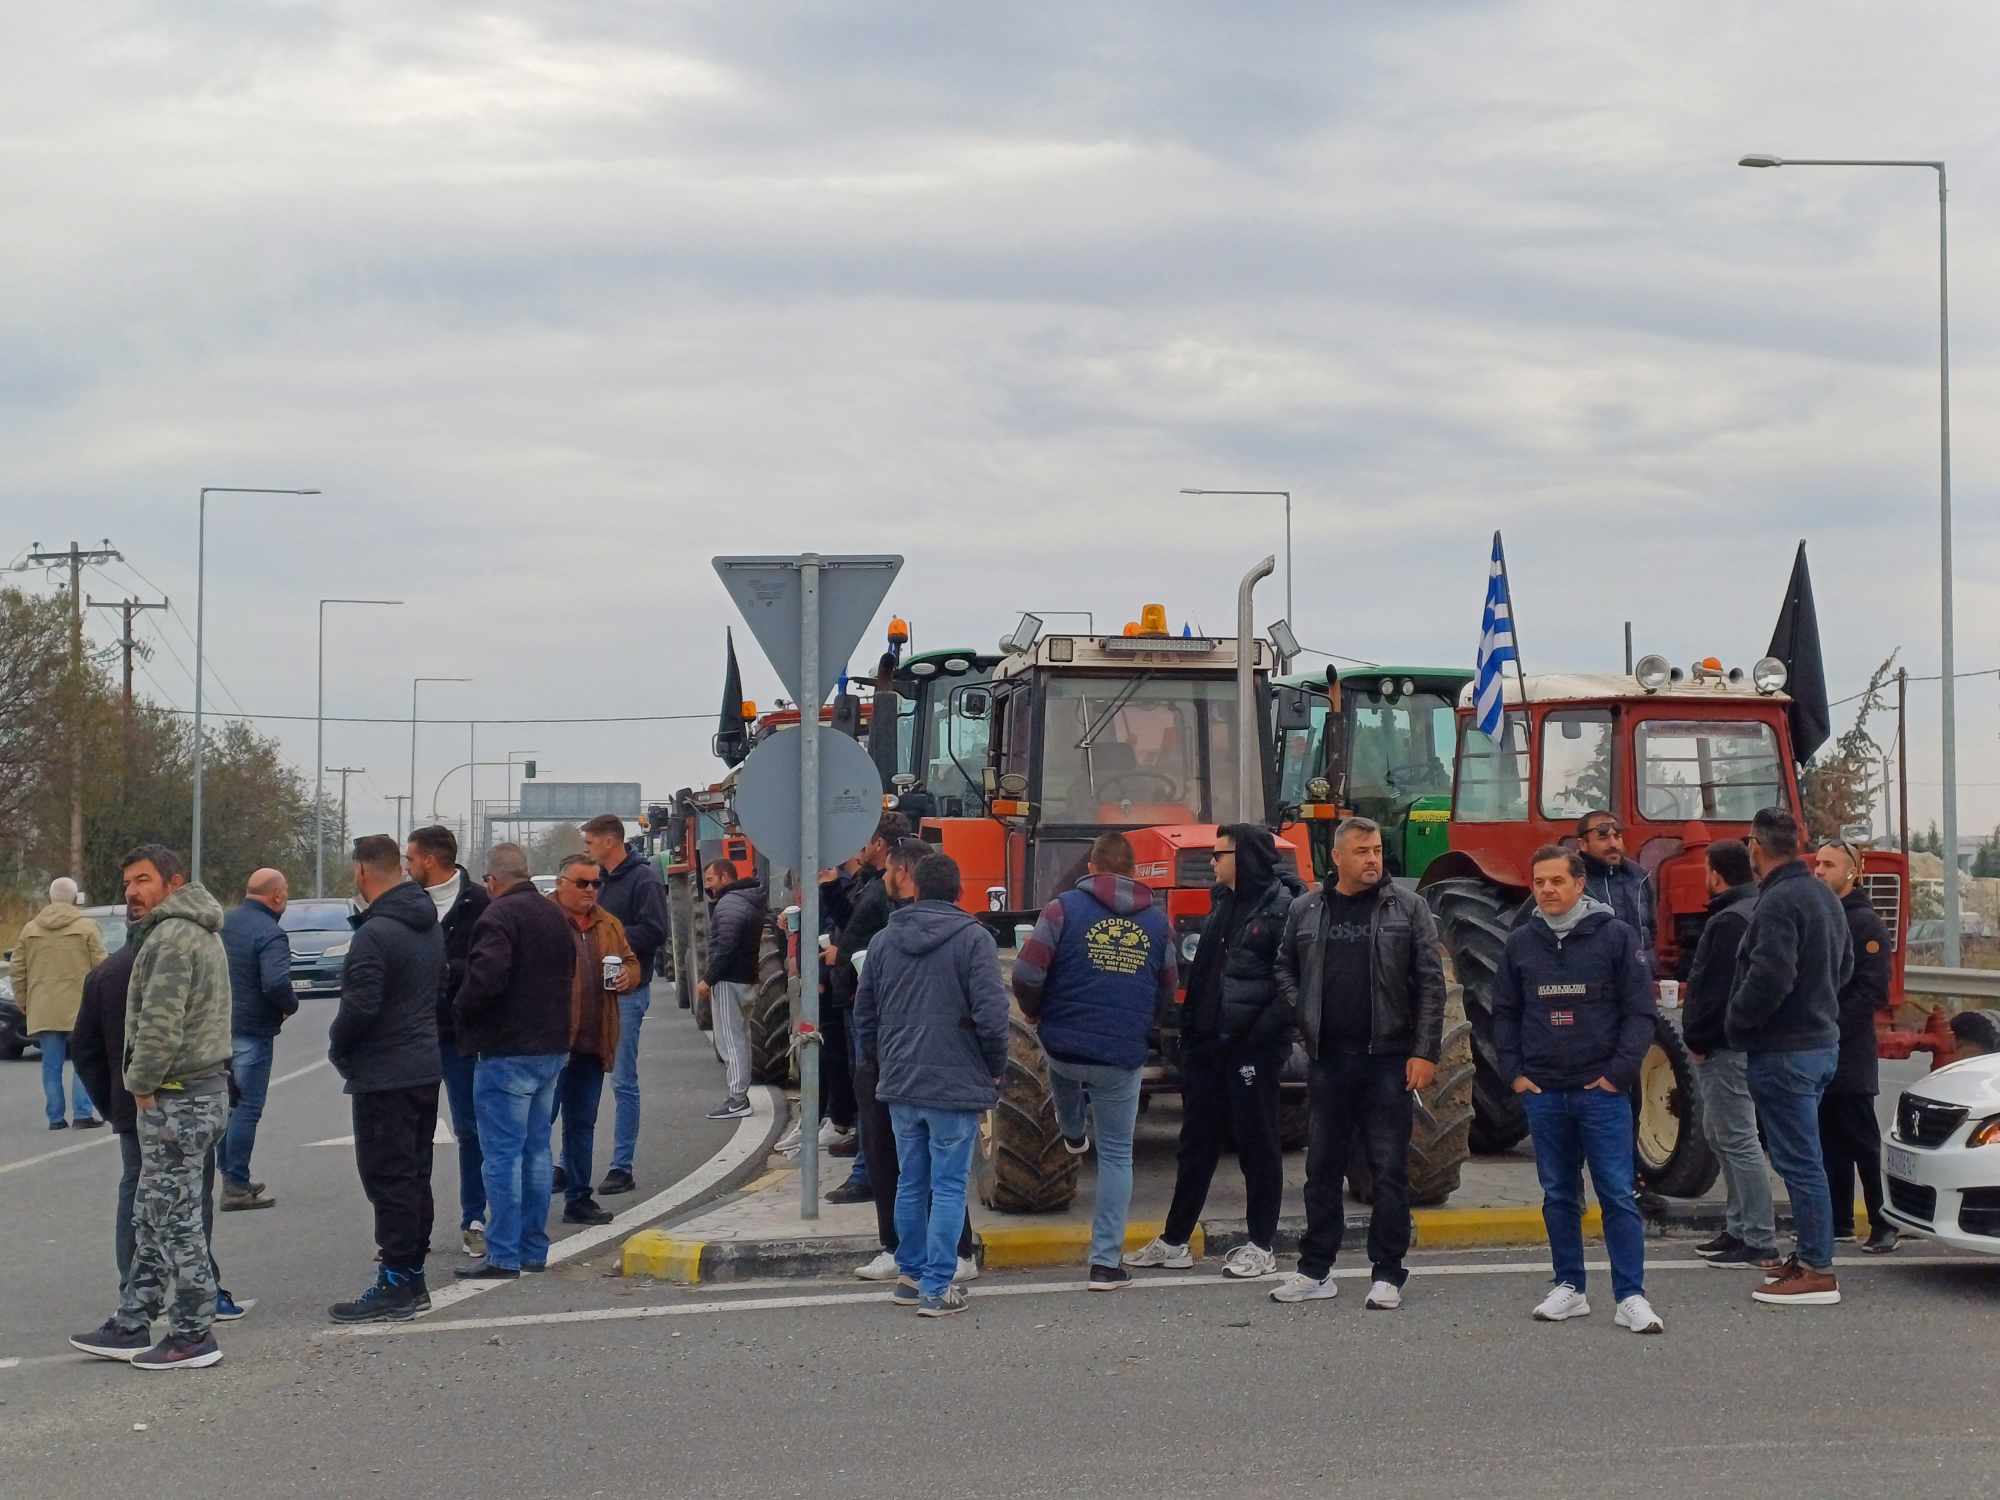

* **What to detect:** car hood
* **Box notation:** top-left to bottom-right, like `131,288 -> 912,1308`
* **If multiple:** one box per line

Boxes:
1906,1054 -> 2000,1112
289,929 -> 352,958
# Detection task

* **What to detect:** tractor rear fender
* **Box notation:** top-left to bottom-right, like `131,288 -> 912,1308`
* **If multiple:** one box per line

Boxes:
1417,849 -> 1518,902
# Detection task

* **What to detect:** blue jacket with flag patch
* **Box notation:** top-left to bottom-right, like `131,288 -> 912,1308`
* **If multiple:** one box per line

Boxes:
1013,875 -> 1177,1069
1491,904 -> 1656,1092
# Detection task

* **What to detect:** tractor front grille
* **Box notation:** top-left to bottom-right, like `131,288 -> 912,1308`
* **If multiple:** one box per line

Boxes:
1175,849 -> 1215,889
1896,1093 -> 1967,1148
1959,1187 -> 2000,1239
1886,1176 -> 1936,1224
1863,871 -> 1902,952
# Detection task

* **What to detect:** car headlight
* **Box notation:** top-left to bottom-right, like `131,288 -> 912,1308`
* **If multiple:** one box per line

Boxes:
1752,656 -> 1788,694
323,941 -> 350,959
1969,1115 -> 2000,1148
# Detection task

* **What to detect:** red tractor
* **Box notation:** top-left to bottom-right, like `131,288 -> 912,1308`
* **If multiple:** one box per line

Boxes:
1419,652 -> 1913,1198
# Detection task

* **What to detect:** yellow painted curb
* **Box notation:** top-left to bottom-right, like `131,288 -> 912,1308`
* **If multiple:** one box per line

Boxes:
980,1221 -> 1205,1270
622,1230 -> 706,1283
1412,1205 -> 1601,1249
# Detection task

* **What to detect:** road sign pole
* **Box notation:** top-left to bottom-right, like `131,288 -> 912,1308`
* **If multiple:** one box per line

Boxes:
799,557 -> 822,1219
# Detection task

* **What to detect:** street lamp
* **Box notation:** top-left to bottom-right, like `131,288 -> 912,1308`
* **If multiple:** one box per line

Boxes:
504,749 -> 539,848
1737,152 -> 1958,961
1179,489 -> 1293,625
432,761 -> 508,823
192,486 -> 320,883
316,598 -> 402,896
410,677 -> 470,842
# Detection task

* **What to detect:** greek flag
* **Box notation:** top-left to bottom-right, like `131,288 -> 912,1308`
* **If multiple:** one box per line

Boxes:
1474,532 -> 1518,738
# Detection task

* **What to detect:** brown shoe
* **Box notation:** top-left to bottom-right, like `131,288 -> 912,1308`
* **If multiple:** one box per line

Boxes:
1752,1258 -> 1840,1306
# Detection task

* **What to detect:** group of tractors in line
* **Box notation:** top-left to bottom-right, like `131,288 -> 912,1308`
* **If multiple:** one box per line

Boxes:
643,593 -> 1994,1216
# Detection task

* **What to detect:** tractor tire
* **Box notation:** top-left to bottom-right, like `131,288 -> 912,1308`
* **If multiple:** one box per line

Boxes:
1634,1014 -> 1718,1199
1348,973 -> 1476,1207
749,921 -> 794,1087
974,958 -> 1079,1214
1950,1008 -> 2000,1059
1427,876 -> 1529,1154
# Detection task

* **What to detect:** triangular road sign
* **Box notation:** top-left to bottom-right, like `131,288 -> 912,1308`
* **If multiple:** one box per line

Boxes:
713,554 -> 903,709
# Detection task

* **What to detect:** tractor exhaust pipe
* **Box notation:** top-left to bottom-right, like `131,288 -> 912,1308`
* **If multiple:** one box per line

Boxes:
1237,554 -> 1275,827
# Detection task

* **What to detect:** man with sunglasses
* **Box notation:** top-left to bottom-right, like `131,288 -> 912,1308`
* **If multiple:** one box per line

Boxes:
1576,812 -> 1654,966
548,855 -> 640,1228
1812,839 -> 1898,1255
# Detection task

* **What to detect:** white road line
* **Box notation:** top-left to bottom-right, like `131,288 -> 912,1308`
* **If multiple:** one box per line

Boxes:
415,1083 -> 781,1318
0,1059 -> 333,1178
334,1252 -> 1973,1340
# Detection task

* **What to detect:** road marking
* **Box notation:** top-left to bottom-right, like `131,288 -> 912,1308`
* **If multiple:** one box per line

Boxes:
414,1083 -> 781,1318
0,1059 -> 333,1178
333,1252 -> 1974,1340
307,1113 -> 456,1149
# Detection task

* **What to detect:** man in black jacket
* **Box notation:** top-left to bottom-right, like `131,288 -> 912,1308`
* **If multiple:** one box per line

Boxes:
1493,845 -> 1663,1333
826,814 -> 910,1205
1578,811 -> 1655,963
406,825 -> 491,1256
580,814 -> 669,1195
1270,817 -> 1445,1309
1728,806 -> 1853,1307
698,860 -> 767,1120
1813,839 -> 1898,1254
1127,824 -> 1299,1281
454,843 -> 576,1279
328,835 -> 447,1322
1682,839 -> 1776,1267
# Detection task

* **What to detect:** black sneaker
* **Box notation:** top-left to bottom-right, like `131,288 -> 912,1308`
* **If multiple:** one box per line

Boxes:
1832,1228 -> 1858,1244
132,1333 -> 223,1371
1705,1243 -> 1781,1268
597,1169 -> 637,1196
1695,1231 -> 1742,1258
329,1270 -> 423,1323
454,1260 -> 520,1280
562,1197 -> 614,1226
1636,1188 -> 1669,1217
826,1177 -> 872,1205
69,1319 -> 151,1361
73,1116 -> 106,1130
552,1166 -> 568,1192
706,1095 -> 752,1120
1088,1264 -> 1132,1292
1062,1133 -> 1091,1157
48,1120 -> 68,1132
1862,1224 -> 1901,1255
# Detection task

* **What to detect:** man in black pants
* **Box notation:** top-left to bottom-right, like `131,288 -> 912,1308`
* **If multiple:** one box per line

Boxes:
1127,823 -> 1298,1279
1813,839 -> 1898,1254
328,835 -> 448,1322
1269,816 -> 1445,1308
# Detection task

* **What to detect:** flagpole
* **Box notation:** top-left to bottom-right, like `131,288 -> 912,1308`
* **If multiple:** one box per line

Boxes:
1495,531 -> 1530,712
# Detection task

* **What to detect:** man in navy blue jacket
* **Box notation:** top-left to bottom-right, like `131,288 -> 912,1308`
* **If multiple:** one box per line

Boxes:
1013,833 -> 1177,1292
218,869 -> 295,1210
1492,845 -> 1662,1334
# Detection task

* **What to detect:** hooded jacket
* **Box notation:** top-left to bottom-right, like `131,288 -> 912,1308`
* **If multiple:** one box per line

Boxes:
1491,901 -> 1656,1091
72,943 -> 139,1132
597,847 -> 669,984
1013,874 -> 1178,1069
704,876 -> 767,987
1582,853 -> 1654,966
222,898 -> 296,1039
1181,824 -> 1298,1051
431,865 -> 491,1048
1276,872 -> 1446,1063
855,900 -> 1009,1113
1682,883 -> 1758,1055
329,879 -> 446,1094
1725,859 -> 1851,1054
123,883 -> 232,1098
12,900 -> 107,1035
1832,886 -> 1890,1094
453,880 -> 576,1058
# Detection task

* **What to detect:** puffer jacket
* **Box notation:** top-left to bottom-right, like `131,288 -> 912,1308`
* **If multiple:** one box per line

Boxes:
704,877 -> 766,986
1276,874 -> 1446,1063
855,901 -> 1009,1113
123,884 -> 232,1097
12,901 -> 107,1034
329,880 -> 446,1094
1180,824 -> 1299,1051
1013,874 -> 1177,1069
1491,902 -> 1656,1091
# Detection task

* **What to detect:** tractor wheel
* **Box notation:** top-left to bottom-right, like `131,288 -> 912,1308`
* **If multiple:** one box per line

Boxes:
1634,1014 -> 1718,1199
1348,972 -> 1476,1207
1278,1089 -> 1312,1151
1949,1008 -> 2000,1059
974,961 -> 1078,1214
748,921 -> 794,1087
1427,876 -> 1528,1154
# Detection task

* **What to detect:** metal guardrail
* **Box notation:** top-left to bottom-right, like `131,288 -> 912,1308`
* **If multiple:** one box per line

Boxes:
1906,965 -> 2000,1002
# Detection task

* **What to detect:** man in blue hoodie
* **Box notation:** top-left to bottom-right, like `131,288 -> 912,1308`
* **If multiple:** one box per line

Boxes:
1492,845 -> 1662,1334
854,851 -> 1009,1319
1013,833 -> 1177,1292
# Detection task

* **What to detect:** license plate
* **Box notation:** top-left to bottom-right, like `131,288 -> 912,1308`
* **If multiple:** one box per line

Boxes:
292,978 -> 315,992
1885,1146 -> 1919,1178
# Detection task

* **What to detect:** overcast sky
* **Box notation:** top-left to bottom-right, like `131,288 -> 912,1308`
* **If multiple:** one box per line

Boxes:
5,1 -> 1995,853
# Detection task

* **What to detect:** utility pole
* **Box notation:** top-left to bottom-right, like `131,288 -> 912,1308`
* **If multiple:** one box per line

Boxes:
26,540 -> 122,877
386,793 -> 410,841
88,594 -> 167,782
325,767 -> 363,871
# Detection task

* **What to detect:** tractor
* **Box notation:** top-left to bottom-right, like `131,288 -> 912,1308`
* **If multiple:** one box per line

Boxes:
1416,651 -> 1916,1201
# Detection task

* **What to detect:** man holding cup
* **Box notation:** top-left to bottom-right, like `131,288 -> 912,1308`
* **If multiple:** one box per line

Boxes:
549,855 -> 640,1228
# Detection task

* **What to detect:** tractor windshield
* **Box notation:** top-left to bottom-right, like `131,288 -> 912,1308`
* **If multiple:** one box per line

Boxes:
925,672 -> 994,813
1042,674 -> 1245,825
1636,718 -> 1785,822
1346,689 -> 1457,806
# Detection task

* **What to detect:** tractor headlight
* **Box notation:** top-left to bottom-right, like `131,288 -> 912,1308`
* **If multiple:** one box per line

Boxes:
1752,656 -> 1788,694
1181,931 -> 1201,964
1634,654 -> 1671,693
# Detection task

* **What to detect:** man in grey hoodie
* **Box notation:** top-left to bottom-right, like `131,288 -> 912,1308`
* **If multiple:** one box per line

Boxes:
853,851 -> 1009,1318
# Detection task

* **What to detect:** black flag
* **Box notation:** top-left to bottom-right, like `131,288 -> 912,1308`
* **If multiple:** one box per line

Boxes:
716,629 -> 749,767
1766,541 -> 1831,763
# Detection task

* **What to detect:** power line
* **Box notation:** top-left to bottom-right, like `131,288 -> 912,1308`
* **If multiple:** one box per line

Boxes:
97,558 -> 248,715
1829,666 -> 2000,711
153,707 -> 718,726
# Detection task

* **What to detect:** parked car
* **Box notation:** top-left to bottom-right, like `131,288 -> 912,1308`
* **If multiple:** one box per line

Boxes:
82,905 -> 130,957
532,875 -> 558,896
283,898 -> 358,998
3,910 -> 127,1058
1881,1046 -> 2000,1256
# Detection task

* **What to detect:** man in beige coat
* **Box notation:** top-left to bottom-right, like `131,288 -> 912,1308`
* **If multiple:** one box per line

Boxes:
13,877 -> 107,1130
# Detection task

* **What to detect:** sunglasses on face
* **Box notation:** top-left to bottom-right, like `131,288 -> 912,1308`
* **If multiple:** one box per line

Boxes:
565,877 -> 602,889
1211,849 -> 1235,861
1583,824 -> 1622,839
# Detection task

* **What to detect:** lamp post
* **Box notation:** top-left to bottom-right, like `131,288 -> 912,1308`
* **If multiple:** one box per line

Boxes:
1738,152 -> 1958,962
432,761 -> 508,823
192,486 -> 320,883
410,677 -> 470,843
316,598 -> 402,896
1180,489 -> 1293,625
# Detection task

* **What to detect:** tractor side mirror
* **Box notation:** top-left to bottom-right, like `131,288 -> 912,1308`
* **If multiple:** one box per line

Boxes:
1275,686 -> 1316,733
956,687 -> 991,721
1560,718 -> 1584,741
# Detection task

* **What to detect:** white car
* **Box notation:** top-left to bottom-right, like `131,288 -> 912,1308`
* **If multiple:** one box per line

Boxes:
1881,1052 -> 2000,1255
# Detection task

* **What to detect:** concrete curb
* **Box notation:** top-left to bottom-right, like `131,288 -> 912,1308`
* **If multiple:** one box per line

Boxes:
619,1085 -> 789,1280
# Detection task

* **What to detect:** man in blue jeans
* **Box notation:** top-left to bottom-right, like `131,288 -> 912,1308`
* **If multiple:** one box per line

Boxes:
1013,833 -> 1177,1291
451,843 -> 576,1279
407,826 -> 491,1257
1728,806 -> 1853,1307
855,851 -> 1009,1318
218,869 -> 295,1209
1492,845 -> 1664,1334
581,815 -> 668,1196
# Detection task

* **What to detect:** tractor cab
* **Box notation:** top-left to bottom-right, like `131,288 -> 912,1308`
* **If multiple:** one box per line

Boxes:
872,647 -> 1000,820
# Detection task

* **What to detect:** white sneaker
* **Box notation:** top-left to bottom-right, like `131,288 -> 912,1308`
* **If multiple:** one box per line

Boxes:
1221,1243 -> 1278,1280
853,1250 -> 900,1282
461,1222 -> 485,1258
956,1255 -> 980,1283
1364,1280 -> 1402,1310
1268,1271 -> 1337,1303
1123,1237 -> 1194,1270
1532,1283 -> 1591,1322
1615,1294 -> 1664,1334
775,1122 -> 803,1155
817,1117 -> 839,1146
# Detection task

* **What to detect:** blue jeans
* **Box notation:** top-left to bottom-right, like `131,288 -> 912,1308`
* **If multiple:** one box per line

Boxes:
37,1032 -> 95,1125
557,1056 -> 606,1205
219,1034 -> 275,1186
473,1054 -> 564,1270
1522,1086 -> 1647,1302
888,1103 -> 979,1297
1046,1058 -> 1142,1269
441,1045 -> 485,1228
1747,1046 -> 1839,1270
609,991 -> 647,1173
